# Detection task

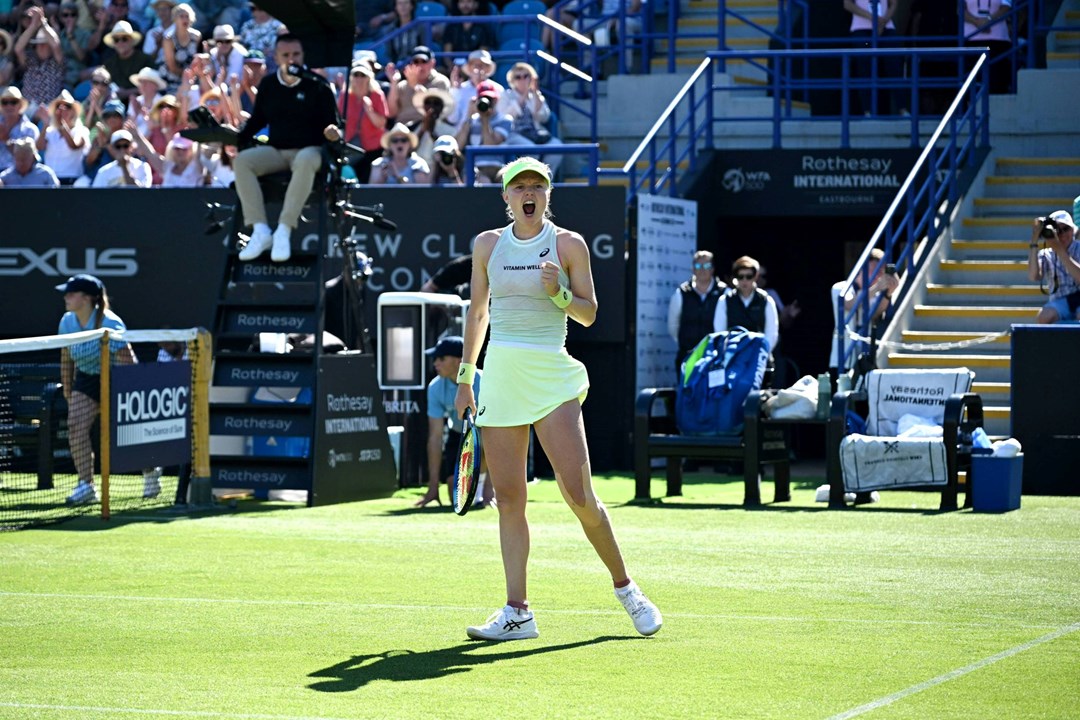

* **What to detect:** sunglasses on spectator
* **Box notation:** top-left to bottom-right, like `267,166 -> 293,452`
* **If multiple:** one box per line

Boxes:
411,58 -> 427,65
93,79 -> 110,85
1,99 -> 20,106
512,74 -> 531,80
692,262 -> 712,270
113,36 -> 133,43
205,99 -> 221,106
113,142 -> 132,149
61,11 -> 77,17
56,103 -> 72,110
390,137 -> 409,144
735,271 -> 757,280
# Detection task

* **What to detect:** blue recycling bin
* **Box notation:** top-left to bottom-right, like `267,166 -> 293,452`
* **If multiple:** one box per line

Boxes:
971,453 -> 1023,513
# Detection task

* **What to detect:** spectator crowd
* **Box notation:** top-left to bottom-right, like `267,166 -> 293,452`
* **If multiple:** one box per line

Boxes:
0,0 -> 569,188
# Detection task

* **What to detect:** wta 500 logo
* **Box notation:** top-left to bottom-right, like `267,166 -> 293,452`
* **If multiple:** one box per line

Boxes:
0,248 -> 138,277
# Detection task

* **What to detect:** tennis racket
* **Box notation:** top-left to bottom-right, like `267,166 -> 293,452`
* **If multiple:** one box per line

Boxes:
452,407 -> 482,516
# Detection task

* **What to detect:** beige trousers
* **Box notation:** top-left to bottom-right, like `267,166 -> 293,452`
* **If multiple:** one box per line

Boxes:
233,145 -> 323,229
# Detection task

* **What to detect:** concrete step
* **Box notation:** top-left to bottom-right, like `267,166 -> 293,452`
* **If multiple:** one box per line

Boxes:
948,239 -> 1033,259
973,196 -> 1076,216
983,175 -> 1080,198
937,259 -> 1029,285
911,305 -> 1033,332
656,35 -> 769,51
993,157 -> 1080,176
957,216 -> 1040,240
925,284 -> 1044,305
972,381 -> 1012,403
887,352 -> 1012,383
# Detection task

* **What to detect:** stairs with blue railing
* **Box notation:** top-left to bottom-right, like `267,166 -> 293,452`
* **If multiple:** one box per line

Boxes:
1048,3 -> 1080,68
886,155 -> 1080,436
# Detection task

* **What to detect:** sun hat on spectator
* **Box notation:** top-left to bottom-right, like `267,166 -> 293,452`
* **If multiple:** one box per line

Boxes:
350,61 -> 374,79
467,49 -> 496,75
110,129 -> 134,146
505,61 -> 538,85
129,67 -> 167,90
28,29 -> 50,45
410,45 -> 434,63
1,86 -> 29,112
1048,210 -> 1078,233
353,48 -> 381,73
149,94 -> 179,121
102,99 -> 125,117
411,86 -> 454,115
168,132 -> 193,150
9,136 -> 40,160
212,24 -> 236,43
91,66 -> 112,83
48,89 -> 82,117
380,122 -> 418,151
104,21 -> 143,48
432,134 -> 459,156
151,0 -> 177,8
0,29 -> 14,57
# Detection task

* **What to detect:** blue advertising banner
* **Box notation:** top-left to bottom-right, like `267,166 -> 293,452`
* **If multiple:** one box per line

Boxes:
109,362 -> 192,472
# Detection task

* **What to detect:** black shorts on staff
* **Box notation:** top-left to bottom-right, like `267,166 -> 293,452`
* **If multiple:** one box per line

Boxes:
440,429 -> 462,481
73,371 -> 101,403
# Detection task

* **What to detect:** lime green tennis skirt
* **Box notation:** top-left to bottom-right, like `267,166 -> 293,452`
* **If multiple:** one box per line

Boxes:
475,343 -> 589,427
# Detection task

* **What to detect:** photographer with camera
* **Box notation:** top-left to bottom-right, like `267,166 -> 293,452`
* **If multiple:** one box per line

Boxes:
430,134 -> 464,186
1027,210 -> 1080,324
455,80 -> 511,185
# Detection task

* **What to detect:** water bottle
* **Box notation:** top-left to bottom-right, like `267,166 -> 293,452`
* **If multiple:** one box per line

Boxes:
816,373 -> 832,420
837,372 -> 852,395
1073,193 -> 1079,229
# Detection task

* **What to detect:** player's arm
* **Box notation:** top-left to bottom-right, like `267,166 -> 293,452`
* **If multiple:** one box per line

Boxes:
455,231 -> 496,420
552,230 -> 597,327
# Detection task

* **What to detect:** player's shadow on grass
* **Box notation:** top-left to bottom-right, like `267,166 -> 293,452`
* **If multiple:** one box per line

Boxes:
307,636 -> 632,692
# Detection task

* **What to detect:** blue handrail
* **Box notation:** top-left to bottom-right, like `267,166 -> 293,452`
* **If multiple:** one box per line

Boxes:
463,143 -> 600,186
834,52 -> 992,372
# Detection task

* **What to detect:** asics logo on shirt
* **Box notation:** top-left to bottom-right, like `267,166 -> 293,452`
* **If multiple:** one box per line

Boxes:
539,248 -> 550,257
478,406 -> 486,416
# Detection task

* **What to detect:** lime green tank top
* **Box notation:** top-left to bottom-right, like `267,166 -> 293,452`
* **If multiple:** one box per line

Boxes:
487,221 -> 570,348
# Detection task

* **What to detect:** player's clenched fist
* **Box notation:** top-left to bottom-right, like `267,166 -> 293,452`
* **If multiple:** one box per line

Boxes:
539,261 -> 561,297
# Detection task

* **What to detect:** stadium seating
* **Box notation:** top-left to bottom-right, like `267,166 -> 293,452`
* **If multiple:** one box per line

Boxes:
416,1 -> 448,19
498,0 -> 546,45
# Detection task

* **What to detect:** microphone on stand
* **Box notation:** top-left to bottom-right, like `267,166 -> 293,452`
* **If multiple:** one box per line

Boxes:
287,63 -> 330,85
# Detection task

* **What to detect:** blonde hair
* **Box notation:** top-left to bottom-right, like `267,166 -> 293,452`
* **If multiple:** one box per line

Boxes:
172,3 -> 196,22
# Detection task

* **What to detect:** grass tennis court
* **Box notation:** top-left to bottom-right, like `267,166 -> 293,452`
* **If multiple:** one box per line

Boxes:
2,473 -> 1078,720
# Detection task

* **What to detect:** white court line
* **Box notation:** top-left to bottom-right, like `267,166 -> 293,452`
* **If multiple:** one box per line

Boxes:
0,702 -> 349,720
0,591 -> 1060,630
825,621 -> 1080,720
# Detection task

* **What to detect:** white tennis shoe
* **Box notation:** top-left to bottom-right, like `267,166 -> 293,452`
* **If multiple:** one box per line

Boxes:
271,225 -> 292,262
239,224 -> 272,261
466,605 -> 539,641
66,481 -> 99,506
143,467 -> 163,499
615,581 -> 663,636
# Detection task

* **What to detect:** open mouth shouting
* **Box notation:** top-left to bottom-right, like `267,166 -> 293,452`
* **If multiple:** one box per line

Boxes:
521,199 -> 537,218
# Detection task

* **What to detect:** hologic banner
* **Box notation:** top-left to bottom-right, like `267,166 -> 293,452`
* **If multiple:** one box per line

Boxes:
713,148 -> 922,216
109,362 -> 192,472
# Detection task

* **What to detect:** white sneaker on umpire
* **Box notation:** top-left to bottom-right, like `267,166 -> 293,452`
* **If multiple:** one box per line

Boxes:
143,467 -> 163,499
66,481 -> 99,505
239,224 -> 273,261
615,581 -> 663,636
270,224 -> 292,262
466,605 -> 539,641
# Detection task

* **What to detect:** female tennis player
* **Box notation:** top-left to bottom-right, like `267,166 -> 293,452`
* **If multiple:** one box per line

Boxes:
454,157 -> 662,641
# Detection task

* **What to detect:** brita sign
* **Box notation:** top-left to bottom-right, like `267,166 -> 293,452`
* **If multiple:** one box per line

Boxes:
714,149 -> 921,216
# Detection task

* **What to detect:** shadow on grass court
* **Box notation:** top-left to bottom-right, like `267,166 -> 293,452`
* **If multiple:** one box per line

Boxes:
308,636 -> 635,692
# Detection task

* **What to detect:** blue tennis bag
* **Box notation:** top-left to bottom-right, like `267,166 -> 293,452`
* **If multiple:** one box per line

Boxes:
675,328 -> 770,435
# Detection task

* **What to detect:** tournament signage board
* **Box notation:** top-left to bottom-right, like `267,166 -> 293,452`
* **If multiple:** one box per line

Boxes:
635,194 -> 697,395
0,187 -> 627,344
712,149 -> 922,216
109,362 -> 192,472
